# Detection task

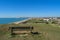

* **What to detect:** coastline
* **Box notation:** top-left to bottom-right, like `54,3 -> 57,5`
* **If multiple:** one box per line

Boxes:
11,18 -> 31,24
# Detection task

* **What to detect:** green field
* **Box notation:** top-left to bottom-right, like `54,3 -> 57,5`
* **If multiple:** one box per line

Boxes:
0,23 -> 60,40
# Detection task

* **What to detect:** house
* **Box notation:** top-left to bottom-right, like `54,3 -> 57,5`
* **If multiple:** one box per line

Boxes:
9,26 -> 33,35
43,19 -> 49,21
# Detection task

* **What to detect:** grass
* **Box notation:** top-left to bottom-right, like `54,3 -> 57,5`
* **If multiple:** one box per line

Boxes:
0,23 -> 60,40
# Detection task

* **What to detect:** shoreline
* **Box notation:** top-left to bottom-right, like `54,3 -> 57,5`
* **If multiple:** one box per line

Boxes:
11,18 -> 31,24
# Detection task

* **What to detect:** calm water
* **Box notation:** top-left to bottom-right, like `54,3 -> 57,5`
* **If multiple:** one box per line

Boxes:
0,18 -> 28,24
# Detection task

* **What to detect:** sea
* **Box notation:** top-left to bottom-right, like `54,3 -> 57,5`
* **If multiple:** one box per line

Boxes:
0,18 -> 28,24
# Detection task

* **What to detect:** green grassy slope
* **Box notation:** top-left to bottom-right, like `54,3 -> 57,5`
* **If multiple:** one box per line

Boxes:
0,23 -> 60,40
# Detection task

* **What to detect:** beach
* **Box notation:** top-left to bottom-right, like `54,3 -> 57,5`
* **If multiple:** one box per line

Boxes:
12,18 -> 31,24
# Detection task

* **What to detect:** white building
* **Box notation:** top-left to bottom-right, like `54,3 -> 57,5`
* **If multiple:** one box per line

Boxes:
43,19 -> 49,21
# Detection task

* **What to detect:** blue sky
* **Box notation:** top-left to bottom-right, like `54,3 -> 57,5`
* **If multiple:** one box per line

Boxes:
0,0 -> 60,17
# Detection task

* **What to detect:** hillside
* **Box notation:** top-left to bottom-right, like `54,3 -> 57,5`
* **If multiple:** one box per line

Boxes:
0,19 -> 60,40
